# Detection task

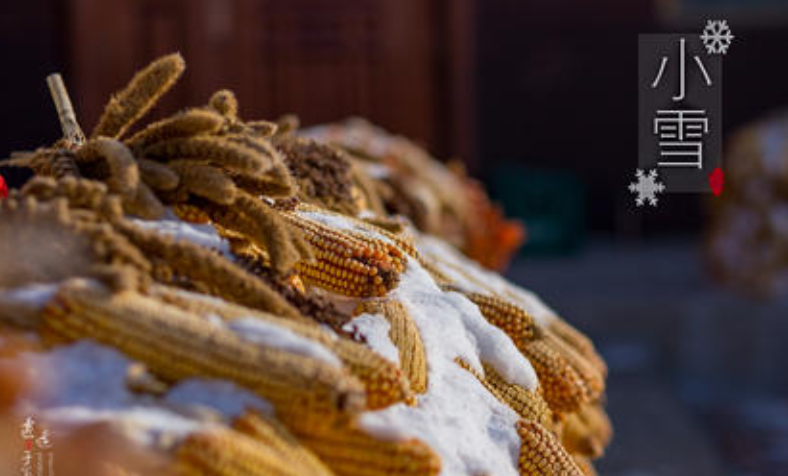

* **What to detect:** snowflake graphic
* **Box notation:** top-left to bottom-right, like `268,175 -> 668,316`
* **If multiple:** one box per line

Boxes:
701,20 -> 734,55
628,169 -> 665,207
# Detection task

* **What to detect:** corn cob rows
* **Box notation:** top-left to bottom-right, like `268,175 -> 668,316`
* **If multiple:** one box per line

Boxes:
454,358 -> 553,429
457,289 -> 537,344
541,331 -> 604,403
279,209 -> 407,297
151,285 -> 412,410
286,419 -> 441,476
516,420 -> 584,476
359,300 -> 428,396
572,456 -> 598,476
559,404 -> 612,459
174,426 -> 328,476
232,412 -> 334,476
547,318 -> 607,378
450,287 -> 601,415
41,282 -> 366,424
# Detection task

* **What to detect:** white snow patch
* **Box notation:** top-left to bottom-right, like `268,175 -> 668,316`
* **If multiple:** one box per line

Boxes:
165,379 -> 273,418
130,212 -> 230,254
345,312 -> 400,365
416,234 -> 559,326
6,341 -> 137,411
41,405 -> 205,449
228,318 -> 342,367
0,283 -> 59,307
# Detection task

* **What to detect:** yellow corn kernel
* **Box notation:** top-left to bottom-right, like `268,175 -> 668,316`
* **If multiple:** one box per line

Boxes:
454,358 -> 552,429
232,411 -> 333,476
280,209 -> 406,297
517,420 -> 584,476
547,318 -> 607,378
286,419 -> 442,476
175,426 -> 328,476
456,290 -> 536,344
359,300 -> 427,396
521,340 -> 592,416
542,330 -> 604,403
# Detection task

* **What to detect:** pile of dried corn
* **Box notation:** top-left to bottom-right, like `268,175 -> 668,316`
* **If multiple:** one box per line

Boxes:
0,54 -> 610,476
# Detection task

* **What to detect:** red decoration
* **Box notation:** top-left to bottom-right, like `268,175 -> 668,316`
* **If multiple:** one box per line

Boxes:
709,167 -> 724,196
0,173 -> 7,200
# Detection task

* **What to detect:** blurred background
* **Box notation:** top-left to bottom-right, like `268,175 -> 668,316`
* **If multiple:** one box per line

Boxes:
2,0 -> 788,474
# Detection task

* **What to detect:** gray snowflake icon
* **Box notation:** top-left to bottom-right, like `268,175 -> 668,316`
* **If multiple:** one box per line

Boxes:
628,169 -> 665,207
701,20 -> 734,55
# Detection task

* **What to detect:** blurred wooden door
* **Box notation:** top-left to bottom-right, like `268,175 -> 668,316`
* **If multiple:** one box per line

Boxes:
67,0 -> 475,161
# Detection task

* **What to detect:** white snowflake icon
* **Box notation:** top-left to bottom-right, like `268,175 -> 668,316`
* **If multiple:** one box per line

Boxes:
701,20 -> 734,55
628,169 -> 665,207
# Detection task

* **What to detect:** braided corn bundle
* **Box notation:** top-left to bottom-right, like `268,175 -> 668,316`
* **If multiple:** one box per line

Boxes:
41,281 -> 365,424
359,300 -> 428,396
286,419 -> 441,476
151,285 -> 412,410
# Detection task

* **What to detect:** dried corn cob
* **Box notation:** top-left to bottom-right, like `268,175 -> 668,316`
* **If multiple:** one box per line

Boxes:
93,53 -> 186,139
542,331 -> 604,403
454,358 -> 552,428
577,403 -> 612,454
232,412 -> 333,476
521,339 -> 592,416
572,456 -> 598,476
42,282 -> 365,423
517,420 -> 584,476
152,285 -> 412,410
547,318 -> 607,378
287,419 -> 441,476
560,412 -> 604,458
279,209 -> 406,297
175,426 -> 327,476
359,300 -> 427,395
456,290 -> 536,344
126,108 -> 224,150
